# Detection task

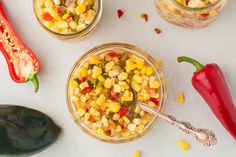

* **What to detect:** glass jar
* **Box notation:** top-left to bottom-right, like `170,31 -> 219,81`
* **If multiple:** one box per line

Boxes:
33,0 -> 103,40
66,43 -> 167,143
154,0 -> 227,29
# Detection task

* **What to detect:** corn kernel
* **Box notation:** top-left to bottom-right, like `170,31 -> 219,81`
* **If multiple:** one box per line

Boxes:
96,94 -> 106,106
136,125 -> 144,133
121,96 -> 133,102
75,4 -> 87,15
79,81 -> 89,90
69,79 -> 78,89
133,74 -> 143,83
109,70 -> 119,77
90,107 -> 100,117
44,0 -> 53,7
209,10 -> 217,17
92,66 -> 102,77
118,72 -> 128,81
134,106 -> 141,113
105,61 -> 115,71
114,84 -> 121,93
136,59 -> 145,70
89,55 -> 100,64
177,139 -> 190,151
133,151 -> 141,157
116,125 -> 122,132
128,123 -> 136,132
149,80 -> 160,89
122,116 -> 130,124
143,93 -> 150,101
126,59 -> 136,70
131,81 -> 141,92
123,131 -> 131,136
109,102 -> 121,113
57,20 -> 68,29
77,108 -> 86,117
69,21 -> 77,30
84,113 -> 90,121
97,128 -> 104,135
148,101 -> 156,108
146,66 -> 154,76
141,67 -> 147,75
79,66 -> 87,77
176,92 -> 185,103
118,81 -> 128,87
112,113 -> 120,121
98,75 -> 105,82
104,78 -> 113,89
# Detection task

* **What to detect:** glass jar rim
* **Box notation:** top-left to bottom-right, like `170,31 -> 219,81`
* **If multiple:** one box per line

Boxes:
33,0 -> 102,37
66,42 -> 167,143
171,0 -> 222,12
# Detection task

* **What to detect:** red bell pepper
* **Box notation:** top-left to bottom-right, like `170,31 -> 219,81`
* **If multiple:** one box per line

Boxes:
0,2 -> 40,92
177,56 -> 236,140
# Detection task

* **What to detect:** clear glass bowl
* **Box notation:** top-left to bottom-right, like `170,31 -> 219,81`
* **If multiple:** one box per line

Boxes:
154,0 -> 227,29
66,43 -> 167,143
33,0 -> 103,40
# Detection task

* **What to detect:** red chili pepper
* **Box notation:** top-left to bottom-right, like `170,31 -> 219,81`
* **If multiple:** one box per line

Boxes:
117,9 -> 124,18
177,56 -> 236,140
118,107 -> 129,117
0,2 -> 40,92
81,87 -> 90,94
149,97 -> 159,106
42,12 -> 53,21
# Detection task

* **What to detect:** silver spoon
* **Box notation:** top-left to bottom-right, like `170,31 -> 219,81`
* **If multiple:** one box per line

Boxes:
137,102 -> 217,146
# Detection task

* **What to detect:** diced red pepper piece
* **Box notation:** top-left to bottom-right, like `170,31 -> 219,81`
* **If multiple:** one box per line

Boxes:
42,12 -> 53,21
80,77 -> 86,82
106,129 -> 111,135
117,9 -> 124,18
111,92 -> 119,101
56,6 -> 62,14
118,107 -> 129,117
149,97 -> 159,106
81,87 -> 90,94
202,13 -> 209,18
186,0 -> 190,6
140,13 -> 149,22
108,52 -> 119,57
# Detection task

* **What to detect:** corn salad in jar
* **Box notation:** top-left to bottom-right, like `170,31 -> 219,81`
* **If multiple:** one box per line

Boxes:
154,0 -> 227,29
34,0 -> 102,39
67,43 -> 166,143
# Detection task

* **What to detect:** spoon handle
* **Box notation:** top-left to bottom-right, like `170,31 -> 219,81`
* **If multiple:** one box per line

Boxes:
139,103 -> 217,146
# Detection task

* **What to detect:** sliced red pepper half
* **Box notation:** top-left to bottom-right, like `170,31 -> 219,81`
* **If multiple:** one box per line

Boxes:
0,2 -> 40,92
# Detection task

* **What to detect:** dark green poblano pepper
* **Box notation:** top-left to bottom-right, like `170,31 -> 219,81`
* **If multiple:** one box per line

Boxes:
0,105 -> 61,156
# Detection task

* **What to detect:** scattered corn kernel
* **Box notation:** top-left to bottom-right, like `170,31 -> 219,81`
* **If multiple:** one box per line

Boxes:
133,151 -> 141,157
176,92 -> 185,103
177,139 -> 190,151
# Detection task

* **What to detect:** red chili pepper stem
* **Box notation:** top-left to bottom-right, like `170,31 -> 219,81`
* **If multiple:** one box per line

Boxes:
29,74 -> 39,93
177,56 -> 204,72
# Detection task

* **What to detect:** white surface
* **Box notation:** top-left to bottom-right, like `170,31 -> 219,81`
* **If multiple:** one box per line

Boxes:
0,0 -> 236,157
